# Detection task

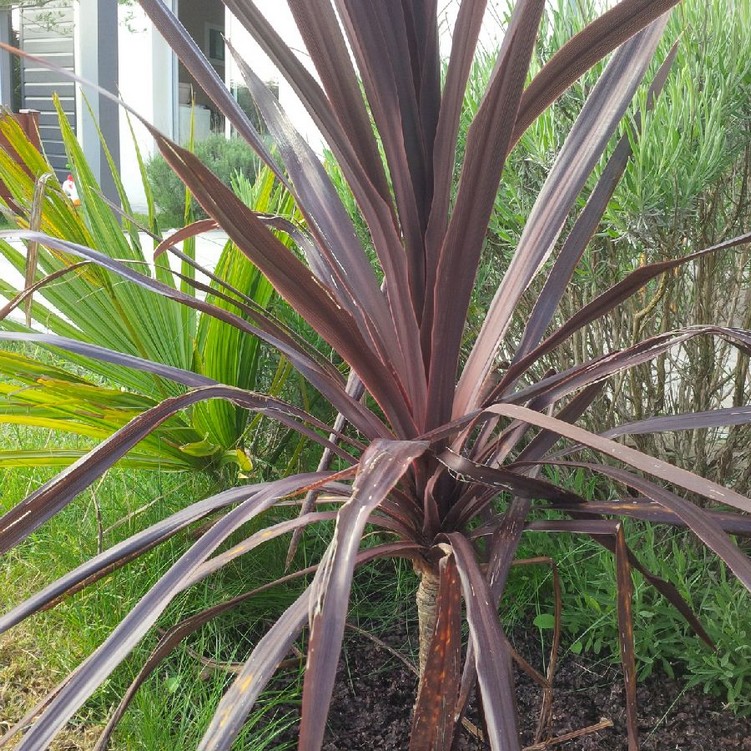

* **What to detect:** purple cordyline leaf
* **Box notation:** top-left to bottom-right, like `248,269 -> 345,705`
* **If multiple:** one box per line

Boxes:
437,446 -> 585,505
492,231 -> 751,400
408,0 -> 442,166
471,380 -> 557,467
0,385 -> 356,554
424,0 -> 489,273
153,214 -> 319,291
409,550 -> 462,751
298,439 -> 429,750
159,259 -> 335,372
552,461 -> 751,595
508,383 -> 604,463
229,41 -> 383,319
543,499 -> 751,537
481,403 -> 751,513
512,44 -> 678,367
186,511 -> 339,586
138,0 -> 281,177
282,0 -> 391,199
1,229 -> 390,438
333,0 -> 429,300
145,130 -> 419,437
428,0 -> 545,428
603,406 -> 751,439
0,485 -> 269,633
517,508 -> 714,648
260,216 -> 332,286
12,472 -> 340,751
223,0 -> 391,204
0,664 -> 89,749
151,219 -> 218,259
454,496 -> 530,723
229,43 -> 424,412
0,331 -> 216,389
524,516 -> 650,750
508,326 -> 751,409
512,0 -> 681,146
444,532 -> 520,751
222,0 -> 425,389
457,15 -> 669,416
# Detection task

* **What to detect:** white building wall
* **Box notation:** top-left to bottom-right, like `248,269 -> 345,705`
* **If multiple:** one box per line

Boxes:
117,3 -> 175,212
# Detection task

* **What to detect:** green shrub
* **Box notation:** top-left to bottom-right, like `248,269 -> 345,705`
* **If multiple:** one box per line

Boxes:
146,133 -> 263,228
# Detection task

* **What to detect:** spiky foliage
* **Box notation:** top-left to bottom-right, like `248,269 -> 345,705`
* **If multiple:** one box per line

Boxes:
2,1 -> 751,750
0,108 -> 297,471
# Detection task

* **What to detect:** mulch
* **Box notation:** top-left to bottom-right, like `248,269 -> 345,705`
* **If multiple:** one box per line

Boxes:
272,620 -> 751,750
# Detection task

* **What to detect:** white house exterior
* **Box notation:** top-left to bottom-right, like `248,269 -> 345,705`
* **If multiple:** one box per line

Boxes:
0,0 -> 322,212
2,0 -> 517,212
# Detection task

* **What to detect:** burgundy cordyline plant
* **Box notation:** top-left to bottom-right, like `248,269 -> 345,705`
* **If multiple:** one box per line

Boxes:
2,1 -> 751,749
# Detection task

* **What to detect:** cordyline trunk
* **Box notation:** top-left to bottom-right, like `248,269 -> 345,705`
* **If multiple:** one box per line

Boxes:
415,563 -> 441,676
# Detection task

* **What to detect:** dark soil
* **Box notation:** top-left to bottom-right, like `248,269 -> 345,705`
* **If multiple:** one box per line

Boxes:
275,620 -> 751,750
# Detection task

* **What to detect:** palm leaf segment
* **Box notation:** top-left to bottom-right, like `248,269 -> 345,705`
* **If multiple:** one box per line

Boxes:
3,1 -> 751,750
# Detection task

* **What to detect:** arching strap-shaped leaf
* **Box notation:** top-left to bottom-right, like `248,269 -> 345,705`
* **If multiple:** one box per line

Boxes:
483,403 -> 751,513
512,0 -> 681,144
222,1 -> 422,378
513,43 -> 677,367
151,219 -> 218,259
552,462 -> 751,595
425,0 -> 489,257
138,0 -> 281,176
145,130 -> 417,436
0,385 -> 356,554
457,16 -> 669,415
542,498 -> 751,538
603,406 -> 751,439
332,0 -> 429,285
445,533 -> 520,751
0,332 -> 216,388
229,44 -> 421,405
509,326 -> 751,408
0,230 -> 390,439
492,230 -> 751,400
1,260 -> 90,323
222,0 -> 391,204
427,0 -> 545,428
297,439 -> 429,750
0,485 -> 274,633
12,472 -> 336,751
